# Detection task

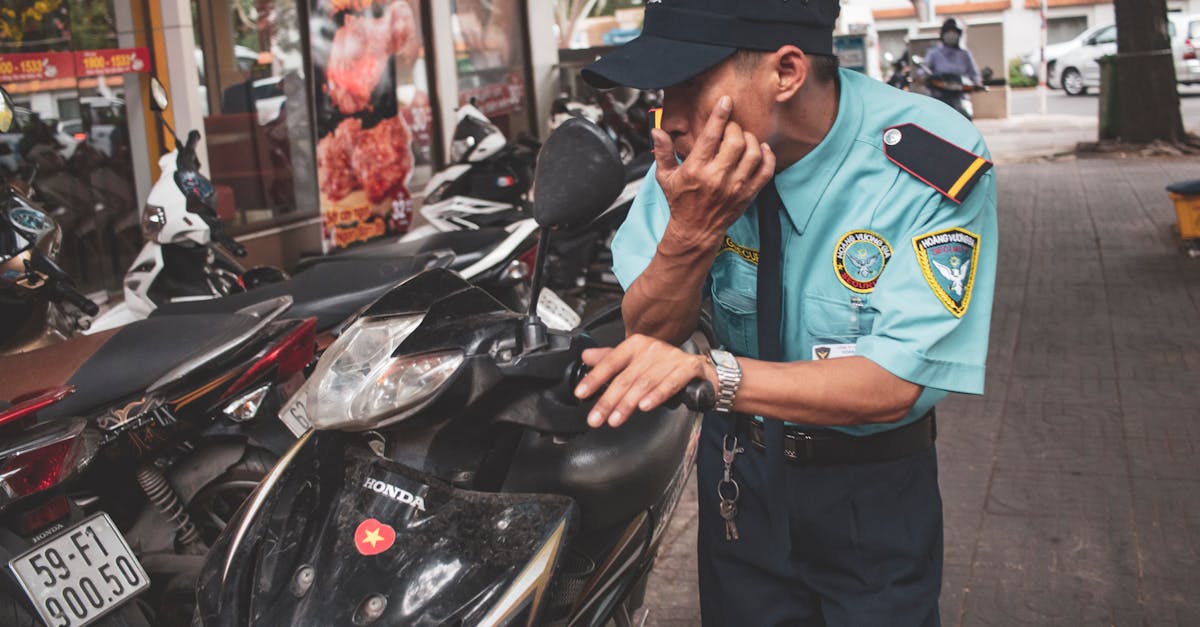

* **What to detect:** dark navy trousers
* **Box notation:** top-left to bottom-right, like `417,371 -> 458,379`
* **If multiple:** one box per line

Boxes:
696,413 -> 943,627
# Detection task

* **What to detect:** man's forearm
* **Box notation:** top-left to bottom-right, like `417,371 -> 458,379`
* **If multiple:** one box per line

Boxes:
731,356 -> 922,426
623,223 -> 721,344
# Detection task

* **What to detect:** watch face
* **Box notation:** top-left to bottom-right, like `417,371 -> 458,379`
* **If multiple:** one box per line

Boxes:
710,350 -> 738,370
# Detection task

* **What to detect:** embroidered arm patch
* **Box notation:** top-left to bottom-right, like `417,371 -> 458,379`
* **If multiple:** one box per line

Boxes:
913,227 -> 980,318
883,123 -> 993,204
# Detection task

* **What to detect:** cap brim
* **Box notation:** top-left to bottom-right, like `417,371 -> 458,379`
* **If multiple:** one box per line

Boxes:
581,35 -> 736,90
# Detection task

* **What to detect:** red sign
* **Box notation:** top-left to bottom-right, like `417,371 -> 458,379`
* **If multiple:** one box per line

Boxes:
0,48 -> 150,83
459,71 -> 525,118
0,52 -> 76,83
75,47 -> 150,78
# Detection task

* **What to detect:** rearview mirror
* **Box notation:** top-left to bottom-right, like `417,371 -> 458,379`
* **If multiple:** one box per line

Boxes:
531,117 -> 623,230
149,76 -> 169,112
0,87 -> 13,133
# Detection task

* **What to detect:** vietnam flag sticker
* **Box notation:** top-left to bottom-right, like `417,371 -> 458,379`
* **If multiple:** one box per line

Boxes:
354,518 -> 396,556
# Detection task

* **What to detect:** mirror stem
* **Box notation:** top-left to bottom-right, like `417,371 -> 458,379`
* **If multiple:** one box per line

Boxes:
523,228 -> 552,351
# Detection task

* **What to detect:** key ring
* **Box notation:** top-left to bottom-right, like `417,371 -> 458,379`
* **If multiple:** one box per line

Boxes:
717,478 -> 740,502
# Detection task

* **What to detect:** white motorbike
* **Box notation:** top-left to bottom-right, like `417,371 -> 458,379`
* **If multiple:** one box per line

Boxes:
88,79 -> 281,334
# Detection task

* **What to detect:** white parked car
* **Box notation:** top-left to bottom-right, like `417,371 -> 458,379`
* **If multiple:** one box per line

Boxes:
1021,24 -> 1111,87
1050,15 -> 1200,96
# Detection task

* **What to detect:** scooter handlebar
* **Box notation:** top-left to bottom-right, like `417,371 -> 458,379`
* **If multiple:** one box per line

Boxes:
666,379 -> 717,413
50,281 -> 99,316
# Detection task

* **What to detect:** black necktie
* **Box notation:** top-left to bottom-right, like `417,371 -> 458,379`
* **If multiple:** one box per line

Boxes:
755,178 -> 789,541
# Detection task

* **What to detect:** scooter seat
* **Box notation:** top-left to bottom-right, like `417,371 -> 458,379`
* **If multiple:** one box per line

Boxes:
502,321 -> 700,532
152,256 -> 435,332
294,228 -> 509,273
1,313 -> 261,420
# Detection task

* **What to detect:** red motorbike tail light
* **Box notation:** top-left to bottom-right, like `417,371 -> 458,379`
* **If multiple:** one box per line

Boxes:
221,317 -> 318,400
0,387 -> 75,430
0,419 -> 98,509
16,494 -> 70,536
1186,39 -> 1197,61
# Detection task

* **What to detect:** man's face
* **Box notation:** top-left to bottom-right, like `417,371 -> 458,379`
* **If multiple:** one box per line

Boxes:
658,56 -> 774,160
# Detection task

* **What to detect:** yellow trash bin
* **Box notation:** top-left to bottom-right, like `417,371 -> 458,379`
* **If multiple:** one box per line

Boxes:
1169,192 -> 1200,240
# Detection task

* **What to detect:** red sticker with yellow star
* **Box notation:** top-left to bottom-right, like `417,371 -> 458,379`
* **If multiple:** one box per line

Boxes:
354,518 -> 396,556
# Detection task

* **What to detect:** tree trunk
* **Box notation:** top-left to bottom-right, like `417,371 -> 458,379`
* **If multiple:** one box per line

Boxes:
1112,0 -> 1184,143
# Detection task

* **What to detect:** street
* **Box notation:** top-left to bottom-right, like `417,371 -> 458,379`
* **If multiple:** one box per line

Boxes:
643,153 -> 1200,625
1011,85 -> 1200,125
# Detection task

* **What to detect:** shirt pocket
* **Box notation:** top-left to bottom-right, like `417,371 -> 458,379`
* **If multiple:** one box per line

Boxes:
709,254 -> 758,356
802,292 -> 878,358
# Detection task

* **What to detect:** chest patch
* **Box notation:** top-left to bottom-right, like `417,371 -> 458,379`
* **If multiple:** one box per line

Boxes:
913,227 -> 980,317
833,230 -> 892,293
718,235 -> 758,265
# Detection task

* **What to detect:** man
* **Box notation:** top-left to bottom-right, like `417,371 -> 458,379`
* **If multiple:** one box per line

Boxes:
922,18 -> 984,113
572,0 -> 998,625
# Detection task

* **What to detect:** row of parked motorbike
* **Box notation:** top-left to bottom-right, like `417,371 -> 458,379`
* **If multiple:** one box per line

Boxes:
0,78 -> 712,627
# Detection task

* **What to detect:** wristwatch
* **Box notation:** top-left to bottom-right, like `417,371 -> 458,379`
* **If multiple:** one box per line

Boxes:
707,349 -> 742,413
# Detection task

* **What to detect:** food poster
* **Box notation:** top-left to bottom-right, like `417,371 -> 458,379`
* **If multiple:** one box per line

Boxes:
311,0 -> 434,250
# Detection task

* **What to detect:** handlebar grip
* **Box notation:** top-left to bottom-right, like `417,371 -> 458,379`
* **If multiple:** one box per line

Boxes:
217,231 -> 247,257
185,130 -> 200,151
666,379 -> 716,413
53,282 -> 99,316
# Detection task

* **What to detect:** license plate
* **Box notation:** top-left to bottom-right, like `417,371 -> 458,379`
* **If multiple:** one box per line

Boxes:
279,391 -> 311,438
8,513 -> 150,627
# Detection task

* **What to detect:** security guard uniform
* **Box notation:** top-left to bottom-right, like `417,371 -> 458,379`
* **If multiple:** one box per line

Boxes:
611,68 -> 998,626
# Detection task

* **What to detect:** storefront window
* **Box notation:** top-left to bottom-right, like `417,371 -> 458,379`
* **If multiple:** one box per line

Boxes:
309,0 -> 436,250
193,0 -> 321,228
0,0 -> 142,295
451,0 -> 531,139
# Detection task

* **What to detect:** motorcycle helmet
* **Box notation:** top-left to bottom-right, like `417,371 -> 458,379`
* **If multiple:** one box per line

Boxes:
451,103 -> 507,164
941,18 -> 964,35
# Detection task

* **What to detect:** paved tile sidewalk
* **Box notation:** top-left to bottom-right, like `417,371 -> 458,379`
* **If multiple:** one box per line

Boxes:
642,155 -> 1200,626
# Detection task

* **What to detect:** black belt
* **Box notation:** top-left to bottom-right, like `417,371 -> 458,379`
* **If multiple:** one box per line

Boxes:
738,410 -> 936,466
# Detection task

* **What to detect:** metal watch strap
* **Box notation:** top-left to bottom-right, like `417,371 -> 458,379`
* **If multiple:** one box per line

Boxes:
709,350 -> 742,413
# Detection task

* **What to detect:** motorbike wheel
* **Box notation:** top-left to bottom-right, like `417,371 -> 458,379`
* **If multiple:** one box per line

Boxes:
188,447 -> 276,543
1062,68 -> 1086,96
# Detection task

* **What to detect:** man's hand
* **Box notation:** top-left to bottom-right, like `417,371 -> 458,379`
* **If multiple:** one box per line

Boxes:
574,334 -> 717,428
653,95 -> 776,246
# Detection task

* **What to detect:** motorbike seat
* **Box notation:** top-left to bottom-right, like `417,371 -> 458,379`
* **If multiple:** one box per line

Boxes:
1,314 -> 261,420
502,322 -> 699,532
293,228 -> 508,273
152,255 -> 436,332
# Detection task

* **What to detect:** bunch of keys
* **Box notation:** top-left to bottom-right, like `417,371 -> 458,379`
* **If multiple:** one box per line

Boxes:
718,434 -> 743,541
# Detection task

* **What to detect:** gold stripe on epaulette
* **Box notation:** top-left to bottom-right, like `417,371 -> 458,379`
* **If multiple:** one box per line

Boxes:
948,157 -> 987,199
717,236 -> 758,265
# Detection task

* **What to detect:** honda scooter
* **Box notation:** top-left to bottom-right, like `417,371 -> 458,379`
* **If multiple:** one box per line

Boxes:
0,294 -> 316,626
193,118 -> 714,626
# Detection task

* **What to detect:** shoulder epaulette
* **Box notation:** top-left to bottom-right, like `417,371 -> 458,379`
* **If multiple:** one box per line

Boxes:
882,123 -> 993,204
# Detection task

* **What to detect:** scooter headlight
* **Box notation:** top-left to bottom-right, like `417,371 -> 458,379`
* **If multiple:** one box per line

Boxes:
305,315 -> 464,431
141,204 -> 166,239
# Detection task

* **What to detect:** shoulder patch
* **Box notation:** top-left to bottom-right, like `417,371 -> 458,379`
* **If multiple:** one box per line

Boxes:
912,227 -> 980,318
883,123 -> 992,204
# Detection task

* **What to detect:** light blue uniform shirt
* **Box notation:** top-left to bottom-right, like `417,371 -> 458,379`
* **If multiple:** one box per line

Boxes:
611,68 -> 998,435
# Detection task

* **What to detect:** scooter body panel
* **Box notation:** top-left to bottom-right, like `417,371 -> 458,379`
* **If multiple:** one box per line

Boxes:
146,150 -> 210,247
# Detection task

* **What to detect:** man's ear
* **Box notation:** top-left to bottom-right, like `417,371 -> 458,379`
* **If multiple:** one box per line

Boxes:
772,45 -> 808,103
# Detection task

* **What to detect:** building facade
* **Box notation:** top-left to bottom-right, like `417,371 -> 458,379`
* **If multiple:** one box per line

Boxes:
0,0 -> 561,295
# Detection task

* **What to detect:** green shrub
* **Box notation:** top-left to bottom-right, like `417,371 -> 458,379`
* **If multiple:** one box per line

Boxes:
1009,57 -> 1038,88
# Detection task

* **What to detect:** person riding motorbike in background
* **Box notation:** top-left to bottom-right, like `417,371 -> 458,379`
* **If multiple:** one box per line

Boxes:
921,18 -> 982,112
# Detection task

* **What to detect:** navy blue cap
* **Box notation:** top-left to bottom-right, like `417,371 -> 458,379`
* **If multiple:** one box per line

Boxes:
582,0 -> 841,90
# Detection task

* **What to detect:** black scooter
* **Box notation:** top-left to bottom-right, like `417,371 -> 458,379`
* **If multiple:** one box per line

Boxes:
194,119 -> 714,626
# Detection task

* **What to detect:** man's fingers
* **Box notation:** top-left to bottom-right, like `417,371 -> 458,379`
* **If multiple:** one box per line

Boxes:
575,346 -> 629,399
606,375 -> 659,428
637,362 -> 698,412
751,143 -> 776,190
690,95 -> 732,162
588,363 -> 647,428
651,128 -> 678,180
712,121 -> 747,170
731,131 -> 763,183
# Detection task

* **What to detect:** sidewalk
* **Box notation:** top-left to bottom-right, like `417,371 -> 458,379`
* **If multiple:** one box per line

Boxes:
642,155 -> 1200,626
976,114 -> 1097,164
